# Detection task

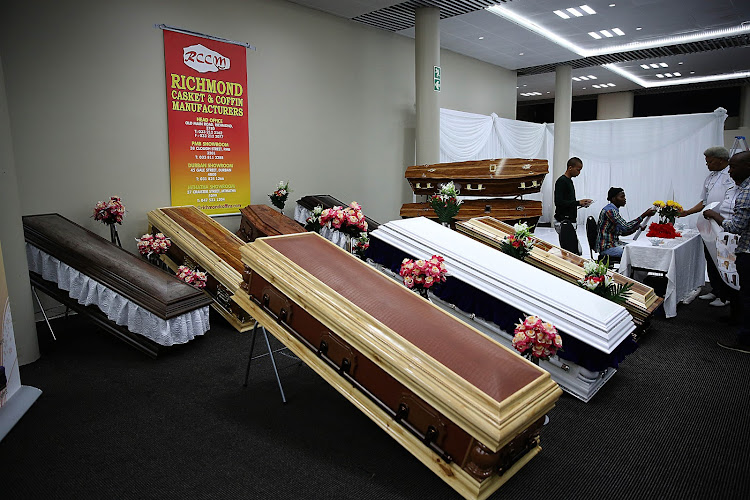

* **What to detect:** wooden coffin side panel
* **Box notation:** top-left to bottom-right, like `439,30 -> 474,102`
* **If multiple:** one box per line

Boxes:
148,206 -> 244,294
400,200 -> 542,222
457,217 -> 662,317
239,233 -> 561,451
22,213 -> 212,319
237,204 -> 306,243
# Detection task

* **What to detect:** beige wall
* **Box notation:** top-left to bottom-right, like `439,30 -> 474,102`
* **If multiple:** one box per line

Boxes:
596,92 -> 634,120
0,0 -> 517,250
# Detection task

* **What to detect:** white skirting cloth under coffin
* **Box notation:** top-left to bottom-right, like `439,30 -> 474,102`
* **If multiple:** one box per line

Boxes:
370,217 -> 635,354
26,244 -> 210,346
294,204 -> 349,248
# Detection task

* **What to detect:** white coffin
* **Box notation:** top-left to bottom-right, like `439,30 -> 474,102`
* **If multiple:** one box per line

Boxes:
370,217 -> 635,354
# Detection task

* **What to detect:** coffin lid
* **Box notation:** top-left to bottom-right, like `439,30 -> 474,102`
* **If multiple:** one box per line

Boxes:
240,204 -> 306,238
370,217 -> 635,354
400,199 -> 542,221
241,232 -> 561,451
405,158 -> 548,181
23,213 -> 212,319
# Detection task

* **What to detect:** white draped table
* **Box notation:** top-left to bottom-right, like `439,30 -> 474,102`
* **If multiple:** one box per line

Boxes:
619,230 -> 705,318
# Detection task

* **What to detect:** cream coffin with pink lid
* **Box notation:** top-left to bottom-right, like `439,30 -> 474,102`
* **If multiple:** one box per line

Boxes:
369,217 -> 635,354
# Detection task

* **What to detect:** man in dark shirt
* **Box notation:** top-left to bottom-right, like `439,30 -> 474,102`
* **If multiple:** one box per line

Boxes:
554,157 -> 593,224
596,187 -> 656,259
554,157 -> 593,253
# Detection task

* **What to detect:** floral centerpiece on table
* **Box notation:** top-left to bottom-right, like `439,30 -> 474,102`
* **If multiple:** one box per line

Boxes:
268,181 -> 291,211
399,255 -> 448,299
352,232 -> 370,259
653,200 -> 682,224
319,201 -> 368,237
304,205 -> 324,232
498,222 -> 535,260
176,265 -> 207,289
430,181 -> 462,224
93,196 -> 125,225
136,233 -> 171,258
578,258 -> 632,305
512,315 -> 562,364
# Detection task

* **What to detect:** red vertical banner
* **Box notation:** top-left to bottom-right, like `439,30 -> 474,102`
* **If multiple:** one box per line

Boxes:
163,30 -> 250,215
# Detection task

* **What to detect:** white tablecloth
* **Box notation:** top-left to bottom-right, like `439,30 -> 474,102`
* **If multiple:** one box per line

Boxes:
26,244 -> 210,345
619,230 -> 705,318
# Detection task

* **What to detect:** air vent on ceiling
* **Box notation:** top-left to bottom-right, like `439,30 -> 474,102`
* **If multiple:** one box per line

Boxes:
352,0 -> 510,32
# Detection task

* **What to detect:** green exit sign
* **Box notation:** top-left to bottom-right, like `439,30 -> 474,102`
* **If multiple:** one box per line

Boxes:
434,66 -> 441,92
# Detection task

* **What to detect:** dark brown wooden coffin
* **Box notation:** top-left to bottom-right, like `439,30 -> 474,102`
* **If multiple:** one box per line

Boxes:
400,199 -> 542,226
405,158 -> 548,196
296,194 -> 380,231
147,206 -> 253,332
237,204 -> 306,243
23,213 -> 212,357
234,233 -> 561,499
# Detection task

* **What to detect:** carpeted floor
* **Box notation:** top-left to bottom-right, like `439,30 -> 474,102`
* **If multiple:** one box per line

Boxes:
1,289 -> 749,500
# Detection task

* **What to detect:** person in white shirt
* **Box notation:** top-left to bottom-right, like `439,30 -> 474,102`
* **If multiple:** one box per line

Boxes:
680,146 -> 736,307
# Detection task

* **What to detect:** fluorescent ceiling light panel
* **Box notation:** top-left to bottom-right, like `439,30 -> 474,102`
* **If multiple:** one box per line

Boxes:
604,63 -> 750,88
612,28 -> 625,36
649,64 -> 660,68
587,75 -> 597,79
486,5 -> 750,58
580,5 -> 596,15
572,77 -> 581,81
673,72 -> 681,77
659,62 -> 668,67
579,76 -> 590,80
640,64 -> 650,69
589,32 -> 602,39
664,73 -> 673,77
567,8 -> 583,17
600,30 -> 614,38
554,10 -> 570,19
607,83 -> 616,87
655,73 -> 664,78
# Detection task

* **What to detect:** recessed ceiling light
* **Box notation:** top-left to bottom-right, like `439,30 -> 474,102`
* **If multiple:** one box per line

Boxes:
600,30 -> 614,38
579,76 -> 590,80
572,77 -> 581,81
547,91 -> 551,93
588,32 -> 602,39
678,62 -> 683,65
612,28 -> 625,36
690,71 -> 695,74
656,74 -> 664,78
650,64 -> 659,68
659,62 -> 668,67
609,3 -> 615,7
636,27 -> 642,30
664,73 -> 673,77
580,5 -> 596,15
640,64 -> 650,69
673,72 -> 681,77
587,75 -> 597,79
519,52 -> 524,55
516,86 -> 519,89
582,87 -> 587,89
553,10 -> 570,19
523,84 -> 527,87
567,7 -> 583,17
478,36 -> 484,40
607,83 -> 616,87
592,84 -> 599,88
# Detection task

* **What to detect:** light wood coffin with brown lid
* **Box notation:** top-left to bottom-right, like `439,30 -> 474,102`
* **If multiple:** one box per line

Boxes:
405,158 -> 548,197
234,232 -> 561,500
455,216 -> 663,327
237,204 -> 306,243
147,205 -> 253,332
400,199 -> 542,226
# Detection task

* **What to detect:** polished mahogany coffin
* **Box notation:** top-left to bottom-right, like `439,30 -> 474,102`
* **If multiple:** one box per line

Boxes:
455,217 -> 663,328
295,194 -> 380,231
23,213 -> 212,357
405,158 -> 548,197
147,205 -> 253,332
234,233 -> 561,500
400,199 -> 542,226
237,204 -> 306,243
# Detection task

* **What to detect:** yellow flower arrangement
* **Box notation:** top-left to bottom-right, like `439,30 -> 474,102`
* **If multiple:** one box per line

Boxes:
652,199 -> 682,224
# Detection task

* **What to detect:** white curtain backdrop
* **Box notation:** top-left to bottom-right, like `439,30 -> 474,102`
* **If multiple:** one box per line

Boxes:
440,107 -> 727,226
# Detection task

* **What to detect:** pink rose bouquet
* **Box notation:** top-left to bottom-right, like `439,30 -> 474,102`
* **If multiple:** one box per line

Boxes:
399,254 -> 448,299
511,315 -> 562,363
136,233 -> 171,257
176,265 -> 207,289
320,201 -> 368,237
93,196 -> 125,225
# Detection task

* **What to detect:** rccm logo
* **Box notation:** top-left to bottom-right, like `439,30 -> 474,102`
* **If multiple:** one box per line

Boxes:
183,44 -> 231,73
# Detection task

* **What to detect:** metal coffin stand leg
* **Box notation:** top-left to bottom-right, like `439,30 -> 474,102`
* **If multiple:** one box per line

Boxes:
243,321 -> 298,404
